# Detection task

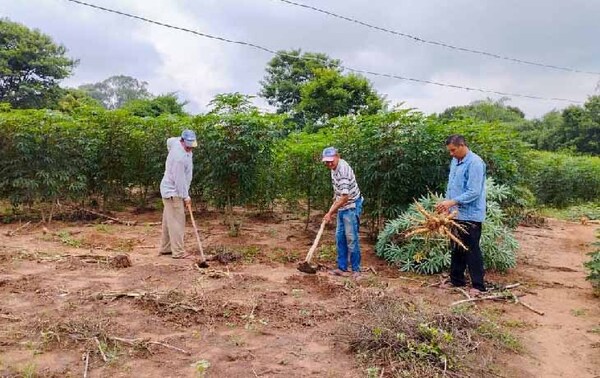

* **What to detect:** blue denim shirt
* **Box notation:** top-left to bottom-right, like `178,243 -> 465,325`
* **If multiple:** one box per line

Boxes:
445,151 -> 486,222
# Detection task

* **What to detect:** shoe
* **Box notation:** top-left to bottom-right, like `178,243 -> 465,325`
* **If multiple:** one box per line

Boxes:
439,280 -> 463,289
329,268 -> 349,277
351,271 -> 361,280
469,288 -> 486,297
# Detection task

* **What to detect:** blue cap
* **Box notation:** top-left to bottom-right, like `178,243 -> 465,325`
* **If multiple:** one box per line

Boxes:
321,147 -> 338,162
181,129 -> 197,148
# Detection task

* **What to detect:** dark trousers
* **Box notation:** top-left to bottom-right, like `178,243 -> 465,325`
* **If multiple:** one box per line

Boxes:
450,221 -> 486,291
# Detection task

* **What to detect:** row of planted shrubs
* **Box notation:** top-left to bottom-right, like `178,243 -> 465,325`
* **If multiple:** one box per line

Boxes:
1,106 -> 597,227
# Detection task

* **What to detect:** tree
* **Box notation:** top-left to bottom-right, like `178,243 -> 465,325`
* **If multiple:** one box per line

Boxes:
56,88 -> 103,114
560,96 -> 599,155
260,50 -> 341,114
208,92 -> 257,115
298,68 -> 384,125
0,18 -> 77,108
438,97 -> 526,124
122,93 -> 188,117
518,96 -> 599,155
78,75 -> 152,109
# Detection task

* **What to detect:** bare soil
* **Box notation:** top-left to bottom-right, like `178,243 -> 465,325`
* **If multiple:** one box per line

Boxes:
0,211 -> 598,378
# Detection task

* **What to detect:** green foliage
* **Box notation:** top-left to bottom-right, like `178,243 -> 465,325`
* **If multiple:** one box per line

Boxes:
0,18 -> 77,109
0,110 -> 87,213
332,110 -> 448,236
525,150 -> 600,206
298,68 -> 384,125
518,96 -> 599,155
273,131 -> 332,223
438,97 -> 526,125
539,202 -> 600,221
259,49 -> 341,115
376,179 -> 518,274
584,232 -> 600,296
0,106 -> 184,210
78,75 -> 152,110
431,118 -> 529,187
122,93 -> 188,117
194,94 -> 281,212
559,96 -> 600,155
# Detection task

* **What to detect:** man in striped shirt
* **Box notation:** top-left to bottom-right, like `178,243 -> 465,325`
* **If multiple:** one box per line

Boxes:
322,147 -> 364,279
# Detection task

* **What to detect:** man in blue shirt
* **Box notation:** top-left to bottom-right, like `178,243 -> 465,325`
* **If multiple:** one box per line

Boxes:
436,135 -> 487,295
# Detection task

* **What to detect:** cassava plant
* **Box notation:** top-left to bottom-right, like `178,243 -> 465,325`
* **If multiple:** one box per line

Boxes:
376,178 -> 518,274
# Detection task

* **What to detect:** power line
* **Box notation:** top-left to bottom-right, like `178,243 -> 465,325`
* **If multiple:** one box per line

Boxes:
274,0 -> 600,76
63,0 -> 584,104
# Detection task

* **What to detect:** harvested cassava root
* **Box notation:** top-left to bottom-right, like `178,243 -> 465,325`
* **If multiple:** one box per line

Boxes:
404,202 -> 468,250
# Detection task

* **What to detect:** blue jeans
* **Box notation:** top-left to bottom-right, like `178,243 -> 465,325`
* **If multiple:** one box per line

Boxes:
336,197 -> 363,272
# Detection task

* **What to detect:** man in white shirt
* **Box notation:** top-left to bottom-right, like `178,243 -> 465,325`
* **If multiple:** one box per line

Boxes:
158,129 -> 197,258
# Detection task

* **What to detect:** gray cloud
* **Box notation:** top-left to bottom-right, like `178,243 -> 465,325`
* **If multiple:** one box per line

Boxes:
2,0 -> 598,117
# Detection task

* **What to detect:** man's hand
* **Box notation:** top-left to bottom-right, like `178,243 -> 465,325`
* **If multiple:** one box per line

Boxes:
323,212 -> 334,223
435,200 -> 456,214
184,197 -> 192,206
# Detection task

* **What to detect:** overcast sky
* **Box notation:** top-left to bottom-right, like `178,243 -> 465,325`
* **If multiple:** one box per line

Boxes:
2,0 -> 599,118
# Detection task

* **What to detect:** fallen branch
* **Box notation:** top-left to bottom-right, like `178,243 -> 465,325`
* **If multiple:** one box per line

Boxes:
92,291 -> 199,312
391,276 -> 425,283
451,293 -> 512,306
80,208 -> 137,226
149,341 -> 191,355
92,291 -> 147,300
518,300 -> 545,316
5,221 -> 32,237
94,337 -> 108,362
83,350 -> 90,378
0,314 -> 21,322
142,222 -> 161,226
109,336 -> 190,355
455,287 -> 471,300
510,293 -> 545,316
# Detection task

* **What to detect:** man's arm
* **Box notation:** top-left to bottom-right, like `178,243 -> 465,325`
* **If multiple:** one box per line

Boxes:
452,160 -> 485,205
173,160 -> 191,202
436,160 -> 485,213
324,194 -> 349,223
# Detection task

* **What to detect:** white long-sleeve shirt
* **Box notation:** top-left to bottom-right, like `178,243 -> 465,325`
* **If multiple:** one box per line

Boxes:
160,137 -> 193,200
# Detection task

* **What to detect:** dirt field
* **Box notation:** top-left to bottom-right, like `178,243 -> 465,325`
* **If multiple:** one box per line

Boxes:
0,210 -> 598,378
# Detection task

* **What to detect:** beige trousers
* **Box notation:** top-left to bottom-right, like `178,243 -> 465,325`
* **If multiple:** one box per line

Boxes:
159,197 -> 186,257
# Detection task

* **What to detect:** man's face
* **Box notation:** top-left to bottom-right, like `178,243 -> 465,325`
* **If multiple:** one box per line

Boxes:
323,155 -> 339,170
446,143 -> 468,160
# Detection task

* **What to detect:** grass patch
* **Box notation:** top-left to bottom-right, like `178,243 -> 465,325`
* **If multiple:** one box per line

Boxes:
570,308 -> 588,317
238,246 -> 261,263
340,297 -> 521,377
539,202 -> 600,221
56,231 -> 82,248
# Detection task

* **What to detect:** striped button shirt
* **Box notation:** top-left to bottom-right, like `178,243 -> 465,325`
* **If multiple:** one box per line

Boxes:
331,159 -> 361,210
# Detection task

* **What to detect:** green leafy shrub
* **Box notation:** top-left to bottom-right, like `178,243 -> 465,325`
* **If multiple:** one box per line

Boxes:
273,131 -> 332,225
376,178 -> 518,274
584,232 -> 600,296
331,110 -> 448,237
525,151 -> 600,207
